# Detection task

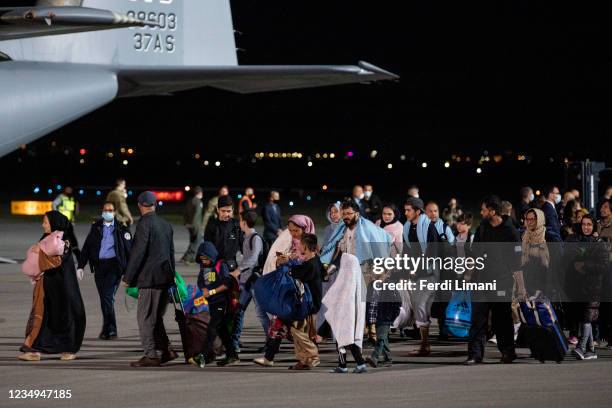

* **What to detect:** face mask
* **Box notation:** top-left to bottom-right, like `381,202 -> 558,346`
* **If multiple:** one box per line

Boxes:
102,212 -> 114,222
358,193 -> 365,200
364,191 -> 372,199
529,193 -> 535,202
554,194 -> 561,204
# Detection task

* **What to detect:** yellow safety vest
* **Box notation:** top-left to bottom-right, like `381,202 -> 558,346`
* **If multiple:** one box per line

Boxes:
58,195 -> 76,221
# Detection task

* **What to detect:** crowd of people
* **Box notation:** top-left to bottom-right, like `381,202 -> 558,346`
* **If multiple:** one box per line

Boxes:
17,179 -> 612,372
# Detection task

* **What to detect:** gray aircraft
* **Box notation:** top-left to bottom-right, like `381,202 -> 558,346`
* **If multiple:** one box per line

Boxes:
0,0 -> 398,157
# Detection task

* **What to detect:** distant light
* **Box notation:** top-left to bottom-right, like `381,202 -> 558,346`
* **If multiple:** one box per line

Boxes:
421,162 -> 428,168
400,154 -> 406,161
387,163 -> 393,169
158,201 -> 164,206
215,161 -> 221,167
56,184 -> 62,190
289,201 -> 294,207
120,148 -> 126,153
128,190 -> 133,196
79,158 -> 85,164
370,150 -> 377,158
476,167 -> 482,174
237,194 -> 243,199
322,153 -> 328,159
347,151 -> 354,158
96,190 -> 102,196
123,160 -> 128,166
322,184 -> 328,191
33,187 -> 40,194
79,148 -> 86,155
535,190 -> 541,196
307,161 -> 313,167
329,153 -> 335,159
127,148 -> 134,155
306,195 -> 312,201
107,152 -> 114,158
204,160 -> 209,166
78,189 -> 84,195
444,161 -> 450,168
315,153 -> 321,159
47,188 -> 53,194
184,186 -> 191,192
195,154 -> 201,160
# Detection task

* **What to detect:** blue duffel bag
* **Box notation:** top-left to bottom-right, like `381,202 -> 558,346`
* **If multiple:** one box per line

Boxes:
253,260 -> 313,321
445,291 -> 472,338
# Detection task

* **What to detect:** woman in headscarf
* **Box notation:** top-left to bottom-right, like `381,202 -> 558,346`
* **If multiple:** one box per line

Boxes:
375,203 -> 403,257
18,211 -> 86,361
322,202 -> 341,247
520,208 -> 551,295
565,215 -> 608,359
254,215 -> 316,367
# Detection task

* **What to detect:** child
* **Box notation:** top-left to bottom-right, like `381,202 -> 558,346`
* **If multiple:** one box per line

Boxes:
366,288 -> 401,368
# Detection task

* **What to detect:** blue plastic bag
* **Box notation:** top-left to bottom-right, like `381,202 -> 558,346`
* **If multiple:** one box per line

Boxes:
253,260 -> 312,321
445,291 -> 471,338
182,284 -> 209,314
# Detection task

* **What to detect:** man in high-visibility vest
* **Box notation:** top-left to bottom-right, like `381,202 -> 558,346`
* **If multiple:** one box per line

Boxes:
53,186 -> 78,223
238,187 -> 257,214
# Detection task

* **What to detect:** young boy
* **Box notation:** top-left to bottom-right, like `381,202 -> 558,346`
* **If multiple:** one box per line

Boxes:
195,241 -> 239,367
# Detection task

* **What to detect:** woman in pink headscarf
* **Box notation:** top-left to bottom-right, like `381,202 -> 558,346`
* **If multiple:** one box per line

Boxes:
263,215 -> 315,274
254,215 -> 316,367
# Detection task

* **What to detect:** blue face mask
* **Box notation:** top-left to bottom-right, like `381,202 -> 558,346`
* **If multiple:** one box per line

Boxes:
554,194 -> 562,205
102,211 -> 114,222
529,193 -> 535,202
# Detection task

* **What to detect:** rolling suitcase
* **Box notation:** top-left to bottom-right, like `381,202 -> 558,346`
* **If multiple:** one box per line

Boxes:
170,286 -> 211,366
518,297 -> 569,363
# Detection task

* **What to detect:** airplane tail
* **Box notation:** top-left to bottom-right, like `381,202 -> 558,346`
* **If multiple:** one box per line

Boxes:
2,0 -> 238,67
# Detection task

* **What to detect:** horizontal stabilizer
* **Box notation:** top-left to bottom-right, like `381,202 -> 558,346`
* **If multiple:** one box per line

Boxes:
118,61 -> 399,96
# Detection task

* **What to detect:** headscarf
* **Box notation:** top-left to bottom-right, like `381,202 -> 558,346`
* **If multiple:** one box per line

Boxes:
378,204 -> 400,229
263,215 -> 315,274
522,208 -> 550,267
43,211 -> 78,251
326,202 -> 341,225
288,214 -> 315,253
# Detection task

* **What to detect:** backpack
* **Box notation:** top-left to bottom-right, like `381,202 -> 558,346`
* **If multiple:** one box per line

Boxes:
249,232 -> 269,274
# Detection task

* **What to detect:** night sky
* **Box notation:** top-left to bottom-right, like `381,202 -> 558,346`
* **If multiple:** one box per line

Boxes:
1,1 -> 610,201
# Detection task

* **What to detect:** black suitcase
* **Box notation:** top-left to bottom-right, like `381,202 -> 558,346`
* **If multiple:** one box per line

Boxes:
170,288 -> 211,364
522,322 -> 569,363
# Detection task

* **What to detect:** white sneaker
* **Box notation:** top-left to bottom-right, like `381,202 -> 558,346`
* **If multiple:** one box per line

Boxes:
253,357 -> 274,367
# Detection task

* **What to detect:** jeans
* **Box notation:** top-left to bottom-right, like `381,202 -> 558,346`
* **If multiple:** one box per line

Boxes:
371,324 -> 392,362
94,258 -> 122,336
231,283 -> 270,350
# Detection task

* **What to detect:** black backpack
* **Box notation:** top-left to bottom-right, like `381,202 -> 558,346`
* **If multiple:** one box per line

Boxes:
249,232 -> 269,273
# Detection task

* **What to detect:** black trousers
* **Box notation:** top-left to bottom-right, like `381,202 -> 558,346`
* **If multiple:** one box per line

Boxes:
206,301 -> 237,359
468,301 -> 515,361
94,258 -> 122,336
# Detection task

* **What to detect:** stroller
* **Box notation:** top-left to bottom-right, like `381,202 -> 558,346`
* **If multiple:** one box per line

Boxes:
170,284 -> 211,367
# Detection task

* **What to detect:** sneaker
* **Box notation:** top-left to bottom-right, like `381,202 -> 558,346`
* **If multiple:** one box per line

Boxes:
365,356 -> 378,368
253,357 -> 274,367
573,348 -> 585,360
216,356 -> 240,366
488,336 -> 498,344
60,353 -> 77,361
329,366 -> 348,374
584,352 -> 598,360
352,364 -> 368,374
568,336 -> 579,345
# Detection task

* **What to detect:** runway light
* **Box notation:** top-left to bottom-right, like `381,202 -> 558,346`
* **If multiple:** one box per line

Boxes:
370,150 -> 377,158
194,154 -> 200,160
120,148 -> 126,153
79,159 -> 85,164
535,190 -> 541,196
347,151 -> 354,158
237,194 -> 243,199
476,167 -> 482,174
306,195 -> 312,201
107,152 -> 114,158
215,161 -> 221,167
322,153 -> 328,159
128,190 -> 133,196
184,186 -> 191,192
315,153 -> 321,159
322,184 -> 328,191
421,162 -> 428,168
47,188 -> 53,194
204,160 -> 209,166
444,161 -> 450,168
79,148 -> 86,155
56,184 -> 62,190
158,201 -> 164,206
78,189 -> 84,195
127,148 -> 134,155
289,201 -> 294,207
123,160 -> 129,166
400,155 -> 406,161
33,187 -> 40,194
387,163 -> 393,169
307,161 -> 313,167
329,153 -> 335,159
96,190 -> 102,196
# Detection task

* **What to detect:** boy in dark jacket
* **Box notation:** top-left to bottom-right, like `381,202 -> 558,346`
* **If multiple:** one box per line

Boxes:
366,288 -> 401,368
196,241 -> 239,367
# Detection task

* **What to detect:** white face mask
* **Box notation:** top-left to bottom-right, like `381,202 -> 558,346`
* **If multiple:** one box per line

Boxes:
529,193 -> 535,202
554,194 -> 561,204
357,193 -> 365,200
364,191 -> 372,199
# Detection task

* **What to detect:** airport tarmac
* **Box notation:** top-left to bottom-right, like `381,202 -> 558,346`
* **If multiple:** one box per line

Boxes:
1,221 -> 611,408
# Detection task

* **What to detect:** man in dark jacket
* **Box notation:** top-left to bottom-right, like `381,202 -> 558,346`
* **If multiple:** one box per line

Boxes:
363,184 -> 383,222
204,195 -> 243,273
122,191 -> 177,367
78,201 -> 132,340
465,195 -> 521,365
262,190 -> 282,246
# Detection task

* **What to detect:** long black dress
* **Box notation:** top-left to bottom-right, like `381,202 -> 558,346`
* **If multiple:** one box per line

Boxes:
21,211 -> 86,354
